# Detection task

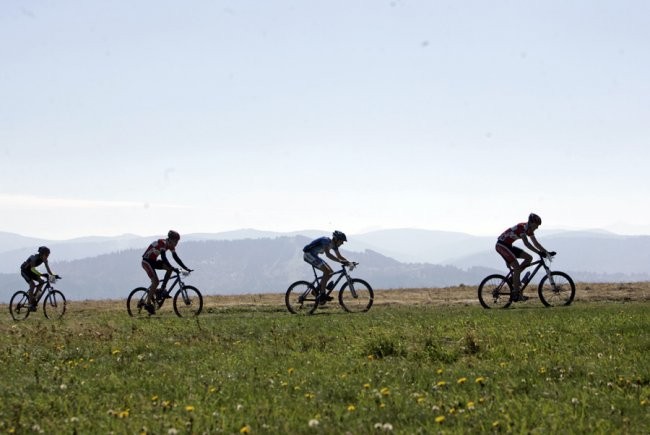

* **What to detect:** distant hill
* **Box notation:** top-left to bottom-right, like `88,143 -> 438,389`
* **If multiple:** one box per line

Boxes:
1,229 -> 649,302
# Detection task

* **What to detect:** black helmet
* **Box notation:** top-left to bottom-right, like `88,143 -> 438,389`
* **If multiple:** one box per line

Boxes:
167,230 -> 180,241
38,246 -> 51,255
528,213 -> 542,225
332,230 -> 347,242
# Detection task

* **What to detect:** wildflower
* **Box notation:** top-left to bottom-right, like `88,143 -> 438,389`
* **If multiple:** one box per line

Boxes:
185,405 -> 195,412
436,381 -> 447,388
382,423 -> 394,431
435,416 -> 445,424
436,368 -> 444,374
492,421 -> 500,428
112,349 -> 120,355
209,387 -> 217,393
457,377 -> 467,384
60,384 -> 67,390
118,409 -> 129,419
162,400 -> 172,410
641,399 -> 648,406
539,367 -> 546,374
347,405 -> 356,412
151,395 -> 159,402
380,387 -> 390,396
308,419 -> 319,428
236,404 -> 244,411
475,377 -> 486,385
304,392 -> 315,399
374,423 -> 383,430
167,429 -> 179,435
363,383 -> 371,389
288,367 -> 294,375
467,401 -> 475,410
240,425 -> 251,433
571,398 -> 579,405
417,397 -> 426,404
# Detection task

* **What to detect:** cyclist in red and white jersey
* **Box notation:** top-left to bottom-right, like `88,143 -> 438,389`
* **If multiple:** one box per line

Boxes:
141,230 -> 192,314
495,213 -> 549,301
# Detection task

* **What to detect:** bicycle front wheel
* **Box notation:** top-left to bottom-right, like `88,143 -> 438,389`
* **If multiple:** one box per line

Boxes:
127,287 -> 150,317
538,271 -> 575,307
9,291 -> 31,321
478,274 -> 513,309
285,281 -> 319,315
43,290 -> 67,319
339,279 -> 374,313
173,286 -> 203,317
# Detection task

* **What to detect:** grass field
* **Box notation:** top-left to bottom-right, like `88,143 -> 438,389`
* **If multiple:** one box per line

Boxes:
1,283 -> 648,434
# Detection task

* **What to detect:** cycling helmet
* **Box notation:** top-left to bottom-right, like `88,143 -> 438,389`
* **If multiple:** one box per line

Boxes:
38,246 -> 50,255
332,230 -> 347,242
167,230 -> 180,241
528,213 -> 542,225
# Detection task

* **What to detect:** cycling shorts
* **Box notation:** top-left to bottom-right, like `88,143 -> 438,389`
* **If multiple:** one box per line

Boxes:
20,268 -> 41,284
303,251 -> 326,268
495,242 -> 525,265
141,259 -> 167,280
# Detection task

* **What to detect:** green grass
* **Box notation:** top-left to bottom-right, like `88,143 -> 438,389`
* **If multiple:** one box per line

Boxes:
1,301 -> 649,434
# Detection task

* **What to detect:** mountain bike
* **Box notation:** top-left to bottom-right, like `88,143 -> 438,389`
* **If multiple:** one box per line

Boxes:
285,262 -> 373,315
478,251 -> 575,309
9,274 -> 66,321
127,270 -> 203,317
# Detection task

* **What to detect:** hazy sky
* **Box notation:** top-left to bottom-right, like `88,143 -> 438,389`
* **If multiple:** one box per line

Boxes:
2,1 -> 649,240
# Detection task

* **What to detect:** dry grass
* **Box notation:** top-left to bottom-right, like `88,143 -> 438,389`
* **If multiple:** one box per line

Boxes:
3,282 -> 648,317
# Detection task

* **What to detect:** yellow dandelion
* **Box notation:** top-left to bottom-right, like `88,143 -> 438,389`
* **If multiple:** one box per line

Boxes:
368,355 -> 375,360
380,387 -> 390,396
288,367 -> 294,375
417,397 -> 426,404
111,349 -> 120,355
436,368 -> 444,374
435,415 -> 445,424
151,395 -> 159,401
240,425 -> 251,433
467,401 -> 475,410
436,381 -> 447,388
185,405 -> 195,412
492,421 -> 500,428
499,362 -> 507,368
347,405 -> 356,412
209,387 -> 217,393
162,400 -> 172,409
457,377 -> 467,384
363,383 -> 371,389
539,367 -> 547,374
475,377 -> 486,385
118,409 -> 129,419
304,393 -> 315,399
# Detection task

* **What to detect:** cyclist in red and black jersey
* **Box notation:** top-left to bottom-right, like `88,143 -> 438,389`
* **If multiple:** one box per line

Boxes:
141,230 -> 192,314
495,213 -> 549,301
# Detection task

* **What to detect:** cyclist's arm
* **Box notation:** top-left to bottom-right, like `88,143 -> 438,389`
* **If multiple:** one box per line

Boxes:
160,250 -> 174,269
325,247 -> 348,264
171,251 -> 190,271
522,234 -> 547,256
44,260 -> 54,276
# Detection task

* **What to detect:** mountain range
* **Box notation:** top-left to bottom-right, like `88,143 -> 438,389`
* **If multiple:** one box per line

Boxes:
1,228 -> 648,302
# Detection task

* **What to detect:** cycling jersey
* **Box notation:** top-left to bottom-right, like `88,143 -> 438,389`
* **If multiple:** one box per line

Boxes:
303,237 -> 333,254
143,239 -> 176,261
497,223 -> 534,245
21,254 -> 44,273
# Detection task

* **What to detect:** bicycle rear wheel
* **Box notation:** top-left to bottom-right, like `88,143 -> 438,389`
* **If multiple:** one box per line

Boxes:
173,285 -> 203,317
538,271 -> 575,307
338,278 -> 374,313
478,274 -> 513,309
285,281 -> 319,315
127,287 -> 150,317
9,291 -> 31,321
43,290 -> 67,319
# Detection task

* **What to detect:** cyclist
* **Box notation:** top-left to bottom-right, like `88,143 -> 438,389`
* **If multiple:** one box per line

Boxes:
141,230 -> 192,314
20,246 -> 56,311
303,230 -> 350,303
496,213 -> 549,302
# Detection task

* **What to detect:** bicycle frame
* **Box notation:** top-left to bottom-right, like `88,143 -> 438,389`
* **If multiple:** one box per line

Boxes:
504,254 -> 555,291
310,263 -> 359,298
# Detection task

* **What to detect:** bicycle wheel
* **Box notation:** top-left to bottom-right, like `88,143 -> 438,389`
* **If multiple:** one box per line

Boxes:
538,271 -> 575,307
173,285 -> 203,317
9,291 -> 31,321
43,290 -> 67,319
127,287 -> 150,317
338,278 -> 374,313
285,281 -> 319,315
478,274 -> 513,309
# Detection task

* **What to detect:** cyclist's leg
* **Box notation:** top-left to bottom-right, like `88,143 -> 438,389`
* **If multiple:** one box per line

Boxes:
21,269 -> 39,305
303,252 -> 332,294
160,266 -> 173,291
142,260 -> 159,306
496,243 -> 523,292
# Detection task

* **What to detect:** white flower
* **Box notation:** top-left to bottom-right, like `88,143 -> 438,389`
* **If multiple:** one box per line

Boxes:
382,423 -> 394,431
308,419 -> 319,428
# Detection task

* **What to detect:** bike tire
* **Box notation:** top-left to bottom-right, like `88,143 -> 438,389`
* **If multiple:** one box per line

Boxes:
173,285 -> 203,317
43,290 -> 67,319
9,291 -> 31,321
285,280 -> 319,315
478,274 -> 513,309
538,271 -> 575,307
127,287 -> 150,317
338,278 -> 374,313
